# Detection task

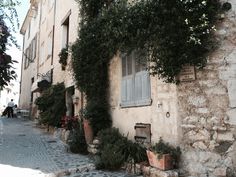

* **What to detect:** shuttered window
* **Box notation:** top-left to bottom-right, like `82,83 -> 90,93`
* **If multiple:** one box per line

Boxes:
121,51 -> 151,107
32,35 -> 37,61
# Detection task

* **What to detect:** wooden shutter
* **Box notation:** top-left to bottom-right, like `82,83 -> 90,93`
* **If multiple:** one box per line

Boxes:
135,72 -> 142,101
121,51 -> 151,107
135,71 -> 151,105
121,53 -> 135,107
121,75 -> 134,106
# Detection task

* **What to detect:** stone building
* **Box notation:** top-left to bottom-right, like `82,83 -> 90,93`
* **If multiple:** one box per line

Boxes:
19,0 -> 81,118
19,0 -> 236,176
19,0 -> 40,111
109,1 -> 236,176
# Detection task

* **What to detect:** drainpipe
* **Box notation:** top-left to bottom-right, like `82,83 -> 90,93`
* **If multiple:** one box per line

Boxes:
37,0 -> 43,78
19,35 -> 25,107
51,0 -> 56,66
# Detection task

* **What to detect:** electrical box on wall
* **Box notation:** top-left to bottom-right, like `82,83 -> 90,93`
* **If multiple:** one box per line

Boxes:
134,123 -> 151,144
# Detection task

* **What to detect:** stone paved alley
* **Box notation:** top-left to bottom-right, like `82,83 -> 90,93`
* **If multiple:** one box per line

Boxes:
0,117 -> 140,177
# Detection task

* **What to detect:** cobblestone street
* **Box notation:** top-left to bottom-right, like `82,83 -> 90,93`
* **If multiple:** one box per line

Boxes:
0,117 -> 140,177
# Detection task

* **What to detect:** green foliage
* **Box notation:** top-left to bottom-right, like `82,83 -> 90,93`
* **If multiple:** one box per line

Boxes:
97,144 -> 125,170
0,18 -> 17,89
97,128 -> 123,149
96,128 -> 147,170
151,138 -> 181,168
58,46 -> 69,70
117,138 -> 147,164
83,101 -> 112,135
35,83 -> 66,127
78,0 -> 115,19
61,116 -> 79,130
68,120 -> 88,154
0,0 -> 20,47
72,0 -> 221,133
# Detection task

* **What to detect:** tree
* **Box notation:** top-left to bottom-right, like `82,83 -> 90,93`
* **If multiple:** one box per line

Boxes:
0,0 -> 20,89
0,18 -> 17,89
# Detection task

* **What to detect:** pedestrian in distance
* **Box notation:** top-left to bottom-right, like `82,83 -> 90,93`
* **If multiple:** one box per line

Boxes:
7,99 -> 14,118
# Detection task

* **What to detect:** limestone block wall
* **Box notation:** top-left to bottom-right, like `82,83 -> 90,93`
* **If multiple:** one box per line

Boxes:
177,2 -> 236,176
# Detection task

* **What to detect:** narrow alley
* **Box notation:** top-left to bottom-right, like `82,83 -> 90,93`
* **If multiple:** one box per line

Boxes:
0,117 -> 138,177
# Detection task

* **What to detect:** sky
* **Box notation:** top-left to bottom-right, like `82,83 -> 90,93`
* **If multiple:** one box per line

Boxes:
0,1 -> 30,108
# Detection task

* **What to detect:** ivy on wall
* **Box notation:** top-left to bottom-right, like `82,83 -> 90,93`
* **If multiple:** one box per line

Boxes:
35,83 -> 66,127
72,0 -> 221,134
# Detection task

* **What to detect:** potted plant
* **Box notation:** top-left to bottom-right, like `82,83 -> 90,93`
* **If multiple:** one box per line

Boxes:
79,108 -> 94,144
146,138 -> 181,170
58,46 -> 68,70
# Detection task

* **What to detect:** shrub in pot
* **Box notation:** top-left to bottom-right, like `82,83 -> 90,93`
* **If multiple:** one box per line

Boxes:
67,120 -> 88,154
146,138 -> 181,170
58,46 -> 68,70
96,128 -> 148,171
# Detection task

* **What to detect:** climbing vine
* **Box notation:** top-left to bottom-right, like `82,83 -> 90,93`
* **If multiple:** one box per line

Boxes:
72,0 -> 221,134
35,83 -> 66,127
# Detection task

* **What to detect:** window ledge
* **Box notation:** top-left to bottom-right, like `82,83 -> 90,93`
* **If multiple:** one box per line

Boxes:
120,99 -> 152,108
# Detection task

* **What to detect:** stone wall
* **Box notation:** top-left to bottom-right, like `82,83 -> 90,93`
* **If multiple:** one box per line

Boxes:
177,1 -> 236,176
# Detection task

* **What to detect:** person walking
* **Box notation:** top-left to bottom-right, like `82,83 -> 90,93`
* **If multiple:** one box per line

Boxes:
7,99 -> 14,118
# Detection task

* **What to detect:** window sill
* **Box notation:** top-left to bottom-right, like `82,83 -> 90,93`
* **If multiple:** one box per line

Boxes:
120,99 -> 152,108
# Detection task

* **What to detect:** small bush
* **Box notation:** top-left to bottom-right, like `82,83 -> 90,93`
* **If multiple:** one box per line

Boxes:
96,144 -> 125,170
97,128 -> 123,149
117,138 -> 147,163
96,128 -> 148,170
83,101 -> 112,136
68,121 -> 88,154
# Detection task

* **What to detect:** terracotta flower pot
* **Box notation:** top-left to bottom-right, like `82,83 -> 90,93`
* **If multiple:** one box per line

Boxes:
146,150 -> 173,170
83,119 -> 93,144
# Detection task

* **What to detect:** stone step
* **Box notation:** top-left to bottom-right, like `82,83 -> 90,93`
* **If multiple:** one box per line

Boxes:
127,163 -> 179,177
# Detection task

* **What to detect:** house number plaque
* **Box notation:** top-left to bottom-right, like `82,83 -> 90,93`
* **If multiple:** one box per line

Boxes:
179,65 -> 196,82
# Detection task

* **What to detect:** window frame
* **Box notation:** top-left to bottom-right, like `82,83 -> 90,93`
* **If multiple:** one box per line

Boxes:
61,10 -> 71,49
120,51 -> 151,108
32,34 -> 37,61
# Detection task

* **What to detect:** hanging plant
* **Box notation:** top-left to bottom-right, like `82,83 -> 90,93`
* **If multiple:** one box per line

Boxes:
58,46 -> 69,70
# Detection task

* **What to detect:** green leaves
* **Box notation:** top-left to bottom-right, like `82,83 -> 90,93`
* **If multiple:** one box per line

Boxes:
74,0 -> 220,84
0,54 -> 17,88
35,83 -> 66,127
72,0 -> 221,133
58,46 -> 69,70
0,15 -> 19,88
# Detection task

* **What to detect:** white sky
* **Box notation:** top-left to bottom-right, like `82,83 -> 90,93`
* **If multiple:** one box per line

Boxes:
1,1 -> 30,107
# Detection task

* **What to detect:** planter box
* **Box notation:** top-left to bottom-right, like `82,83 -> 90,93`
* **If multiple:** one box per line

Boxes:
146,150 -> 173,170
83,119 -> 93,144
